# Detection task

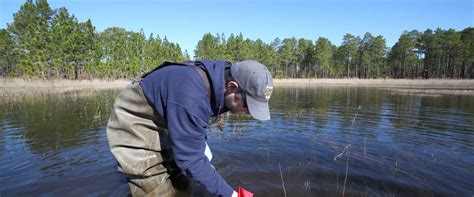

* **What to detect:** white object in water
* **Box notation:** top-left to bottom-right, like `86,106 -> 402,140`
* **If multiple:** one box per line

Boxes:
204,142 -> 213,162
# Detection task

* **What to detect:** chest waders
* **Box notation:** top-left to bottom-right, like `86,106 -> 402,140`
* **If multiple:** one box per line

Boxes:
106,62 -> 210,197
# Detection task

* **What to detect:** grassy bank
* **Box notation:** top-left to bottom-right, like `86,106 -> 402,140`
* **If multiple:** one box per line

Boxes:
0,78 -> 130,97
0,78 -> 129,90
1,78 -> 474,93
273,78 -> 474,89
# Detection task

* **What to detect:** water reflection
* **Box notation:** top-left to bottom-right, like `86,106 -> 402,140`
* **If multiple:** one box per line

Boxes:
0,90 -> 128,195
0,90 -> 116,153
1,86 -> 473,196
216,86 -> 474,196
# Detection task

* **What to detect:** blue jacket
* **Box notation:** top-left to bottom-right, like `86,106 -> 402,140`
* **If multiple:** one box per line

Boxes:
140,60 -> 233,196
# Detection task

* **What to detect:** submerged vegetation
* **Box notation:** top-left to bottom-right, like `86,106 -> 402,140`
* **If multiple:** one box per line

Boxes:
1,0 -> 473,80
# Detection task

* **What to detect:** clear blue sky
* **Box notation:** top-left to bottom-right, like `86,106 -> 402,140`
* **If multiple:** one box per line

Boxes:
1,0 -> 473,57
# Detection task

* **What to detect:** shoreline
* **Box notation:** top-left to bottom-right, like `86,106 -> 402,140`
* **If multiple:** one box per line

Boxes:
0,78 -> 130,89
1,78 -> 474,94
273,78 -> 474,89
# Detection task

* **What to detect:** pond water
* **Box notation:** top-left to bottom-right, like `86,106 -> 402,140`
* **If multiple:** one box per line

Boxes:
1,86 -> 473,196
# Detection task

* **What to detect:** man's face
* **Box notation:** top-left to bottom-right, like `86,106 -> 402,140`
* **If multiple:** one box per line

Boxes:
224,81 -> 248,113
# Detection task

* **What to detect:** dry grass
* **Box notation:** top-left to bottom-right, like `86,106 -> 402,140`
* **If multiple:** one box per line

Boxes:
2,78 -> 474,95
3,78 -> 473,89
0,78 -> 129,94
273,78 -> 474,89
279,163 -> 287,197
387,88 -> 474,96
274,78 -> 474,95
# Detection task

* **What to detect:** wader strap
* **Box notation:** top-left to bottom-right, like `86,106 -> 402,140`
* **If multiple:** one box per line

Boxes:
135,61 -> 211,102
189,64 -> 211,101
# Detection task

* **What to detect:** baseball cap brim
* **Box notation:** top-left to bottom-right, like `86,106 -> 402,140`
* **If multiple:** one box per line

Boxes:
246,93 -> 271,120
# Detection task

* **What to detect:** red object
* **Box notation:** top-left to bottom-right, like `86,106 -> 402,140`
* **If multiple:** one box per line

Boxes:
238,186 -> 253,197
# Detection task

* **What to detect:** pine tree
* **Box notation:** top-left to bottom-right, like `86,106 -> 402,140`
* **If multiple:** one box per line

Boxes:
460,28 -> 474,78
8,0 -> 53,78
0,29 -> 17,77
313,37 -> 334,78
337,34 -> 359,78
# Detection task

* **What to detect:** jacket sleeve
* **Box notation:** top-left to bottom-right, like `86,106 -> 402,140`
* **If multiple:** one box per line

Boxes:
166,102 -> 234,197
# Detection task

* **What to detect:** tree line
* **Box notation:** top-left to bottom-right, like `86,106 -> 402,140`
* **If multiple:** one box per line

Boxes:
1,0 -> 185,79
1,0 -> 473,79
195,29 -> 473,79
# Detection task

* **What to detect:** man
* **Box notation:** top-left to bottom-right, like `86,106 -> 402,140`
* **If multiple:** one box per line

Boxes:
106,60 -> 273,196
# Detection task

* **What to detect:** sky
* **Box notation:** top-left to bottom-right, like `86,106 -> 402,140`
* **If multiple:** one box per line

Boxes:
1,0 -> 473,57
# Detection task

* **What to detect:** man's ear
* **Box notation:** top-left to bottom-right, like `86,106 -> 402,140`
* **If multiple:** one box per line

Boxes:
225,81 -> 239,90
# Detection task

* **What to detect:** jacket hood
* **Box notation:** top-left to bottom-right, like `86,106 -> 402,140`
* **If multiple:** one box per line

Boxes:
195,60 -> 231,116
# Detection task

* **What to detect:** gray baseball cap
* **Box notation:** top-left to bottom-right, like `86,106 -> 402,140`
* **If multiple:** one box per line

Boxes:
231,60 -> 273,120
